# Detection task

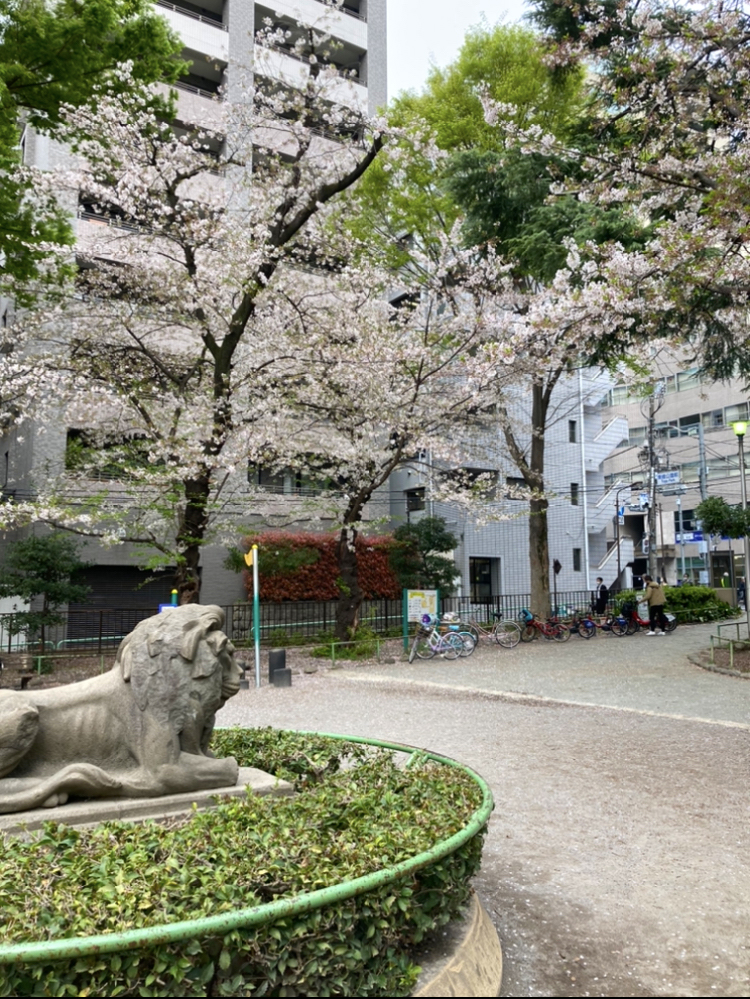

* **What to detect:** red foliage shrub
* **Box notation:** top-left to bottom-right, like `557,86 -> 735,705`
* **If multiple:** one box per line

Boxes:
241,531 -> 400,602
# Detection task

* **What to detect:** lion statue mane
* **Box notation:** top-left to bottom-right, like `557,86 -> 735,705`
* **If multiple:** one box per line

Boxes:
0,604 -> 242,814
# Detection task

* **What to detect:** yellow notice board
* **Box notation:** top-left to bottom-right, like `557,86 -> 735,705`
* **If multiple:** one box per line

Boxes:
406,589 -> 439,623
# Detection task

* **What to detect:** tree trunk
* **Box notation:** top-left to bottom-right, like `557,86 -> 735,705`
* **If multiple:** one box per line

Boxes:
175,474 -> 210,604
501,376 -> 559,620
528,494 -> 550,619
528,382 -> 550,618
334,524 -> 365,641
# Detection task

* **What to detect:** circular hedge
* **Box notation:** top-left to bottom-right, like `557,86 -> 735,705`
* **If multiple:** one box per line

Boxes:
0,728 -> 493,997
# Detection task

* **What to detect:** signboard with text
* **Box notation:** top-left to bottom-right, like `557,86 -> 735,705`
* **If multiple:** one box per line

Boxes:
676,531 -> 704,543
655,470 -> 681,486
406,589 -> 439,623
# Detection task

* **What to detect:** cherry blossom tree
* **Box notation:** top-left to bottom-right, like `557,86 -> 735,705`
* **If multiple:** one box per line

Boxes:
0,10 -> 525,628
518,0 -> 750,378
0,11 -> 390,604
249,230 -> 516,637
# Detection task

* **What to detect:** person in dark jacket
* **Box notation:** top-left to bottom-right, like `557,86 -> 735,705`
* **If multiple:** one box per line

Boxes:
592,577 -> 609,615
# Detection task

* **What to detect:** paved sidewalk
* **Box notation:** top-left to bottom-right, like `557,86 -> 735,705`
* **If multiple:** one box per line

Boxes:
218,621 -> 750,998
343,620 -> 750,729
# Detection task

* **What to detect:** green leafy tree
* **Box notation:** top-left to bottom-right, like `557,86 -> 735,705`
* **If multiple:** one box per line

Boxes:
695,497 -> 750,541
0,0 -> 185,297
347,23 -> 586,269
0,532 -> 91,650
391,516 -> 460,595
349,22 -> 642,616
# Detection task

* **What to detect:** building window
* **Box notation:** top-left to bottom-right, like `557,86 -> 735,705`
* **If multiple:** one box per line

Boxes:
569,420 -> 577,443
66,429 -> 153,481
679,413 -> 700,429
572,548 -> 582,572
703,409 -> 724,429
674,508 -> 697,533
405,487 -> 426,513
676,368 -> 701,392
249,464 -> 287,493
725,402 -> 750,425
504,476 -> 527,499
570,483 -> 579,506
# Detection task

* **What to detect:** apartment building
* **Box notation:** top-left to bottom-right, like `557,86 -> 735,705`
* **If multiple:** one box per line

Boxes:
602,350 -> 750,588
388,368 -> 627,603
1,0 -> 388,613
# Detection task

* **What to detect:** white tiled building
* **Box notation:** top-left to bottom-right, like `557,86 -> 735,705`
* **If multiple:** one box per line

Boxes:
1,0 -> 387,612
388,368 -> 628,604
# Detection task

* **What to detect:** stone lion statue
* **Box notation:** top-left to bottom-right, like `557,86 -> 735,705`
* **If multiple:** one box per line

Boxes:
0,604 -> 242,814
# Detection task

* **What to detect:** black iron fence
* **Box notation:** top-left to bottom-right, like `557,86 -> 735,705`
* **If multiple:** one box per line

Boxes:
0,591 -> 604,656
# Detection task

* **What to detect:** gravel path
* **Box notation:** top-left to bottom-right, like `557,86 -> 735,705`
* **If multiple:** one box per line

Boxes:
219,623 -> 750,998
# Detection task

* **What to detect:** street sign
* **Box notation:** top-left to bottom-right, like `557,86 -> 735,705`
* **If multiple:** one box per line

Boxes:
676,531 -> 704,543
655,470 -> 681,486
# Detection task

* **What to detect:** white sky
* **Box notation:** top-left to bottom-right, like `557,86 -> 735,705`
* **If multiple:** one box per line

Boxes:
387,0 -> 530,100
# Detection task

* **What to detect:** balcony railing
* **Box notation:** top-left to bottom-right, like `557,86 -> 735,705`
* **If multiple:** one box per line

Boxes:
173,79 -> 222,101
77,207 -> 146,234
155,0 -> 227,30
256,41 -> 363,84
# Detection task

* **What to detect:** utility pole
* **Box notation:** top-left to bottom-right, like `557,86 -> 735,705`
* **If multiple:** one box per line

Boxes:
640,382 -> 665,578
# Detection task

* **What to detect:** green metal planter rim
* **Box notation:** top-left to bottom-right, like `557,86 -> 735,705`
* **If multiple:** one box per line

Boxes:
0,731 -> 494,965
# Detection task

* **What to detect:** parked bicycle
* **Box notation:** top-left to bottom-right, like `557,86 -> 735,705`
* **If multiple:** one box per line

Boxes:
572,610 -> 628,638
461,612 -> 522,649
437,613 -> 477,657
408,615 -> 475,662
518,609 -> 571,642
620,600 -> 677,635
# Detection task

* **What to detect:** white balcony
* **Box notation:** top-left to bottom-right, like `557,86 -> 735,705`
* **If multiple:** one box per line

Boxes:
157,3 -> 229,61
254,48 -> 367,111
155,82 -> 224,130
257,0 -> 367,49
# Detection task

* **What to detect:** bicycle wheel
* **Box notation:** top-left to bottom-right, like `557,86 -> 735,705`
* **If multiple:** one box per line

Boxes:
577,620 -> 595,639
463,623 -> 481,644
495,621 -> 521,648
456,631 -> 476,656
413,636 -> 436,660
665,614 -> 678,633
520,624 -> 537,642
625,616 -> 638,635
439,633 -> 463,659
610,617 -> 628,637
551,623 -> 571,642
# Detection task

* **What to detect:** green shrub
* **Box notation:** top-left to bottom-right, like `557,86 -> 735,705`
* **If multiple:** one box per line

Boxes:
616,585 -> 740,624
0,729 -> 488,997
264,628 -> 309,649
311,624 -> 379,660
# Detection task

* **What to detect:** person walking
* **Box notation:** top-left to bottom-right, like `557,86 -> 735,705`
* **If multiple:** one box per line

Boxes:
643,574 -> 668,635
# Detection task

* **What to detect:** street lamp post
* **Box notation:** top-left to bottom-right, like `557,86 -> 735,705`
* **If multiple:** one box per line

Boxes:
615,481 -> 643,588
732,421 -> 750,630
